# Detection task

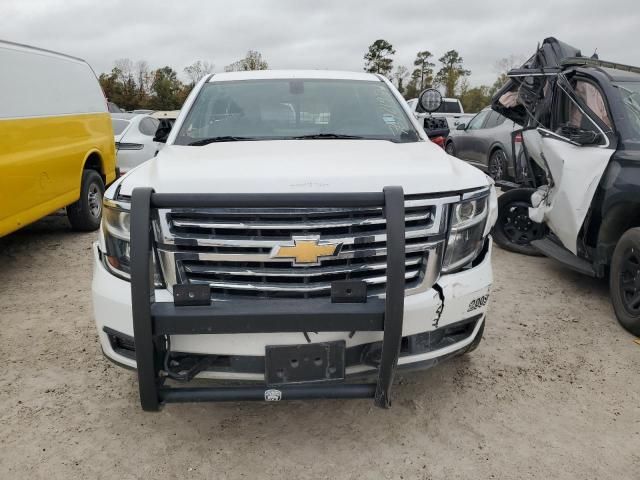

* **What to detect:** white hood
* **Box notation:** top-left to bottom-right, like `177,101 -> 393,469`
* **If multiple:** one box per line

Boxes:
116,140 -> 488,197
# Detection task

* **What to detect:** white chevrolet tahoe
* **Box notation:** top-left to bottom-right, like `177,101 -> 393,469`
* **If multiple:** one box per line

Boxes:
92,70 -> 497,411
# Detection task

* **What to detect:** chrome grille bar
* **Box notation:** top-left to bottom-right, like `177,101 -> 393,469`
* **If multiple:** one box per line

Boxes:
157,240 -> 441,264
154,193 -> 459,298
156,224 -> 436,248
183,256 -> 422,277
170,211 -> 432,230
188,270 -> 421,293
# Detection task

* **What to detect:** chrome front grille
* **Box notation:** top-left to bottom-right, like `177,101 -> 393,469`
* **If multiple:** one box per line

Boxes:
154,195 -> 456,299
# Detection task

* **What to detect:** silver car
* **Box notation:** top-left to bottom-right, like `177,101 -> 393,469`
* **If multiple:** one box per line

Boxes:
444,108 -> 522,181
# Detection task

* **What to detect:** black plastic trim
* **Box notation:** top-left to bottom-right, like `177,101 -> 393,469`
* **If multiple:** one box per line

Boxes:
152,298 -> 385,334
103,326 -> 136,360
101,348 -> 136,371
532,236 -> 596,276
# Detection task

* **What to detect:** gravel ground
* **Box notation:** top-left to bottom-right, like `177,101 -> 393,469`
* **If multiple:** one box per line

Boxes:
1,213 -> 638,480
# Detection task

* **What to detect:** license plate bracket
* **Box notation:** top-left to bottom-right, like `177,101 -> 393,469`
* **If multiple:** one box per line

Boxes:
265,341 -> 346,386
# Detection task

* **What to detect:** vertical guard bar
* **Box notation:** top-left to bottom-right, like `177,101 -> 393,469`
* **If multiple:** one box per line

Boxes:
518,128 -> 538,188
130,187 -> 160,411
375,186 -> 405,408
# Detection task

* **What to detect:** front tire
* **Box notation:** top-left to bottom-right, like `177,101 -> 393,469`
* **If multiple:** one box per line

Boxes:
67,170 -> 104,231
492,188 -> 545,256
609,228 -> 640,335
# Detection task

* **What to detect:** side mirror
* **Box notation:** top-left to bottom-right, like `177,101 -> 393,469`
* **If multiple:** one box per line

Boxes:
456,123 -> 466,130
418,88 -> 443,113
153,119 -> 173,143
558,125 -> 601,145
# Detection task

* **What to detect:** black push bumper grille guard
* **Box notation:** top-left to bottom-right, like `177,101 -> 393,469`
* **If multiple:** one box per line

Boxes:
130,187 -> 407,411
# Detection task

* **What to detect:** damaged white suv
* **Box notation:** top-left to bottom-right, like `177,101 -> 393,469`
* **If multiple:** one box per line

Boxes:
492,37 -> 640,336
92,70 -> 497,410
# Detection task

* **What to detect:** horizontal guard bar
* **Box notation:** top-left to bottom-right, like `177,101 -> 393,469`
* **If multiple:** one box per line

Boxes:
159,384 -> 377,403
151,192 -> 385,209
152,299 -> 385,334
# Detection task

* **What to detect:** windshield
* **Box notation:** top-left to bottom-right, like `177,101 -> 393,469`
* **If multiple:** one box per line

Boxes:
617,82 -> 640,141
174,79 -> 420,145
111,119 -> 130,135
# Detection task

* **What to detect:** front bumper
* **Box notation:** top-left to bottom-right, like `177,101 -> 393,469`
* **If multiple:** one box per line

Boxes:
95,187 -> 494,410
92,240 -> 492,381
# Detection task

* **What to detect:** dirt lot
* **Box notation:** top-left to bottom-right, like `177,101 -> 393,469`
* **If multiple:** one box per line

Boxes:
1,213 -> 638,480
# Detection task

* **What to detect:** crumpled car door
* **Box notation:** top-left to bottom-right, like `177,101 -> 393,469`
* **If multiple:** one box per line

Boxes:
527,128 -> 613,254
527,76 -> 616,253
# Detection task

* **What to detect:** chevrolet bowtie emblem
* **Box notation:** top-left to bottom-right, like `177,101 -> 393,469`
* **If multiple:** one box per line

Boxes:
270,236 -> 342,266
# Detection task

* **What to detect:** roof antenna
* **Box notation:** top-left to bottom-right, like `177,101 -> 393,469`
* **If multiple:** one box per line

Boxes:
591,48 -> 599,60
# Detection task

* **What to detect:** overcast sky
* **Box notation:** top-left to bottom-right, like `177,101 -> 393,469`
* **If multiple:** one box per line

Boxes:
2,0 -> 639,87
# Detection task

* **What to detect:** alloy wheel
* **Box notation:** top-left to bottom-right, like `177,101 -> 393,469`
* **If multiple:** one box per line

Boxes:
619,247 -> 640,314
88,183 -> 102,218
488,150 -> 506,181
500,201 -> 543,245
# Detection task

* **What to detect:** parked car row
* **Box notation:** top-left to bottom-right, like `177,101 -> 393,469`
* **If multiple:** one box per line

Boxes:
3,36 -> 638,415
1,41 -> 496,411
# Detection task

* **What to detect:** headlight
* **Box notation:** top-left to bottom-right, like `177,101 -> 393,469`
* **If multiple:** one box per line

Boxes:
442,190 -> 492,273
101,198 -> 163,286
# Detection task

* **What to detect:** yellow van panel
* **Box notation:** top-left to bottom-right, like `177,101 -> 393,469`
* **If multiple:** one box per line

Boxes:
0,112 -> 116,236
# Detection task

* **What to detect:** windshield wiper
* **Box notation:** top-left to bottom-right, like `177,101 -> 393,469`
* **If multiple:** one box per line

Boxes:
292,133 -> 366,140
188,136 -> 259,146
